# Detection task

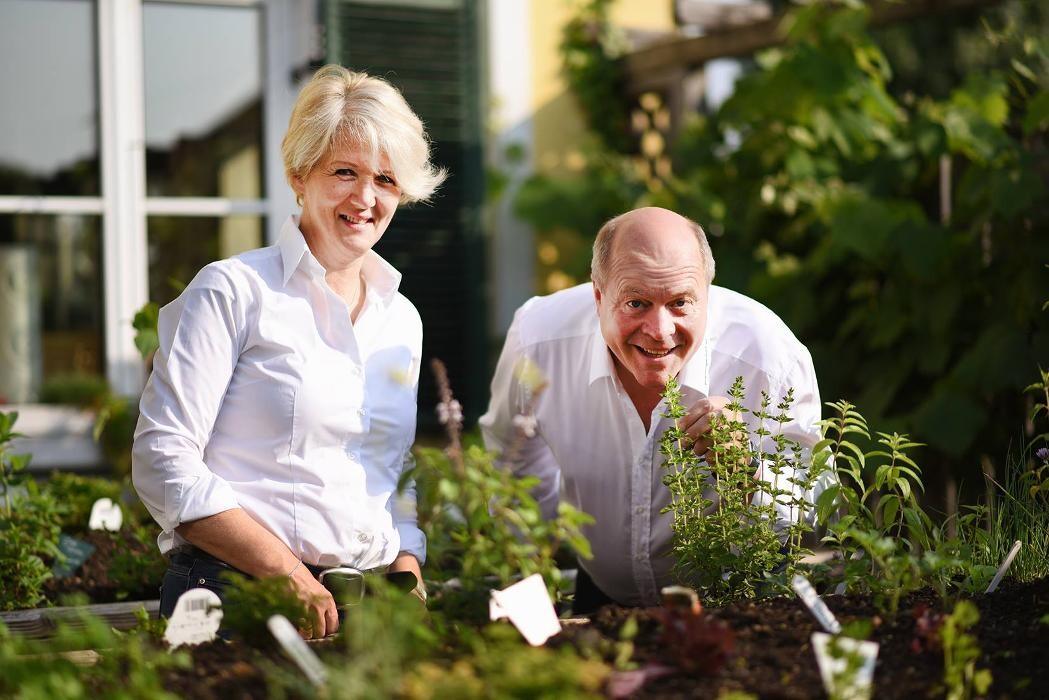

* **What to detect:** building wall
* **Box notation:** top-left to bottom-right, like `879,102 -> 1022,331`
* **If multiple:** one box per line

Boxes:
530,1 -> 675,175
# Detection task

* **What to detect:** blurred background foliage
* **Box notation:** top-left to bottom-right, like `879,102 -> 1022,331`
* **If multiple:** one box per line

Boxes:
513,0 -> 1049,498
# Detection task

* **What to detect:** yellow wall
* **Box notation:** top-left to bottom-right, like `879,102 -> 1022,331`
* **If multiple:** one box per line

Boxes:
529,0 -> 674,173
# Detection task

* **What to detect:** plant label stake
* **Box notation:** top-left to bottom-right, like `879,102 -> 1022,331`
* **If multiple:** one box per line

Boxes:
985,540 -> 1022,594
811,632 -> 879,700
268,614 -> 328,687
165,588 -> 223,648
489,573 -> 561,646
52,533 -> 96,578
88,497 -> 122,531
792,574 -> 842,634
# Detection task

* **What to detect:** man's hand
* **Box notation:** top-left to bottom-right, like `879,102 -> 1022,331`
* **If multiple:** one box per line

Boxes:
288,565 -> 339,639
680,396 -> 746,466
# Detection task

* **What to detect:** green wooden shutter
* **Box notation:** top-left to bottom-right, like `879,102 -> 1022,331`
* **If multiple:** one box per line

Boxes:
325,0 -> 487,427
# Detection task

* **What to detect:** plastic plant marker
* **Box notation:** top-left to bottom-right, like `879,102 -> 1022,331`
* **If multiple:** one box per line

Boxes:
268,614 -> 328,687
489,573 -> 561,646
985,540 -> 1023,593
164,588 -> 223,648
88,497 -> 122,531
792,574 -> 842,634
812,632 -> 879,700
52,533 -> 96,578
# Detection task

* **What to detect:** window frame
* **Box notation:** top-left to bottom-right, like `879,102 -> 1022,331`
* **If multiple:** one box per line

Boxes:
0,0 -> 300,397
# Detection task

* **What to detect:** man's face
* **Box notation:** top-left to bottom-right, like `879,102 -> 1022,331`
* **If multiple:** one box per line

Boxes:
594,210 -> 709,400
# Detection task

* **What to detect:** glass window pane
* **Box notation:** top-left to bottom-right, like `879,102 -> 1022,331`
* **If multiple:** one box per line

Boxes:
143,2 -> 264,198
147,216 -> 264,306
0,0 -> 99,196
0,214 -> 103,403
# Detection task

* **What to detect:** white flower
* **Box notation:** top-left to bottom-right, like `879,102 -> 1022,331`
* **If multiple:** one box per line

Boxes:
512,414 -> 538,438
436,399 -> 463,425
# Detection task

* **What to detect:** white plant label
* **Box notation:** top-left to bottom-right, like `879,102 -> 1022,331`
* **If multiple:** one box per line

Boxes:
985,540 -> 1022,593
88,497 -> 122,531
489,573 -> 561,646
164,588 -> 222,648
792,574 -> 842,635
268,615 -> 328,687
812,632 -> 879,700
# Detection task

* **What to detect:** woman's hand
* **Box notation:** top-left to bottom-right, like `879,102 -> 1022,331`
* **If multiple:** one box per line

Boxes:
287,564 -> 340,639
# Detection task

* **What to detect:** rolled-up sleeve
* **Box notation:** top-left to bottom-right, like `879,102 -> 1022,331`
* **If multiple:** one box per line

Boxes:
132,274 -> 245,536
393,446 -> 427,564
479,308 -> 563,521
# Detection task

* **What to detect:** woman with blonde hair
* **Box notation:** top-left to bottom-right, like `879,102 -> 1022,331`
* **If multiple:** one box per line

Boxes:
133,65 -> 446,638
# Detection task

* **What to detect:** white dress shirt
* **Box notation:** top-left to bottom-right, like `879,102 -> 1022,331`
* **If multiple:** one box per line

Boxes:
479,283 -> 821,606
133,215 -> 425,569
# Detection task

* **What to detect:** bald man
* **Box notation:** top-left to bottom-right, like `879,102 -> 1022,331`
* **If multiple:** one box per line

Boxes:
479,207 -> 822,611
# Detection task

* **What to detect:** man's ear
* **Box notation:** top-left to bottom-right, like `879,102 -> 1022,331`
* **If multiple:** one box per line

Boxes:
593,284 -> 603,307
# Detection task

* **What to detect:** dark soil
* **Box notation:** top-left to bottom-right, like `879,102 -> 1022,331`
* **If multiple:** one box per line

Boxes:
557,576 -> 1049,698
44,530 -> 162,604
149,577 -> 1049,699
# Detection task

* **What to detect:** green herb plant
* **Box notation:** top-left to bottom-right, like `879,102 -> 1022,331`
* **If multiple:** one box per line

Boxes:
814,400 -> 954,616
415,359 -> 593,617
219,573 -> 311,643
0,411 -> 63,611
0,609 -> 188,699
940,600 -> 992,700
660,376 -> 823,605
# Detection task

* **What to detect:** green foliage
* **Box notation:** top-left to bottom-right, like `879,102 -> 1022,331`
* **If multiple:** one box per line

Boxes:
400,624 -> 609,700
37,373 -> 110,407
0,610 -> 188,699
560,0 -> 631,153
660,377 -> 820,605
941,600 -> 993,700
521,0 -> 1049,484
43,471 -> 124,532
107,524 -> 168,600
219,573 -> 310,643
416,360 -> 593,617
964,443 -> 1049,583
0,411 -> 63,611
132,301 -> 161,360
815,400 -> 986,614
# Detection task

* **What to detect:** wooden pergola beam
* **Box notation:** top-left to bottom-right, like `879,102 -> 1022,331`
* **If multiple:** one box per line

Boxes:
625,0 -> 1005,92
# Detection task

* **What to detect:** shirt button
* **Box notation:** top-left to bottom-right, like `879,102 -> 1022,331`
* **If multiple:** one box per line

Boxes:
351,366 -> 362,376
348,452 -> 359,462
357,532 -> 370,543
357,408 -> 366,417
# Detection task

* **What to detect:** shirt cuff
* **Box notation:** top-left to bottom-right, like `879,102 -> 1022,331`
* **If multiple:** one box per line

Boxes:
395,523 -> 427,566
163,472 -> 241,531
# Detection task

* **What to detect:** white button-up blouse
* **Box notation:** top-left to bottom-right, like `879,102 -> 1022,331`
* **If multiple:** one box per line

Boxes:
132,216 -> 425,569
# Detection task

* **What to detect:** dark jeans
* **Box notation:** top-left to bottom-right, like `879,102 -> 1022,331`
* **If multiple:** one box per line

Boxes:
159,546 -> 245,618
572,566 -> 617,615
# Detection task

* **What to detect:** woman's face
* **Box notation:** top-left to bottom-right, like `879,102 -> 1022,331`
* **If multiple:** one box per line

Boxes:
293,141 -> 401,269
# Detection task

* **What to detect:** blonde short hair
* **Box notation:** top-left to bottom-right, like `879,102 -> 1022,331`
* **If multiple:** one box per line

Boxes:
281,65 -> 447,204
591,211 -> 716,286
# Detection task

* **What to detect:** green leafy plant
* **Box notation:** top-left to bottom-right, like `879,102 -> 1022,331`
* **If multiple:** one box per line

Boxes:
415,359 -> 593,616
400,624 -> 609,700
43,471 -> 124,533
0,608 -> 188,699
941,600 -> 992,700
107,524 -> 168,600
0,411 -> 63,611
660,377 -> 821,605
219,573 -> 311,643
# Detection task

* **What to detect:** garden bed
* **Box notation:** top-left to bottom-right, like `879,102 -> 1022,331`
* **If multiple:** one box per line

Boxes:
126,576 -> 1048,698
